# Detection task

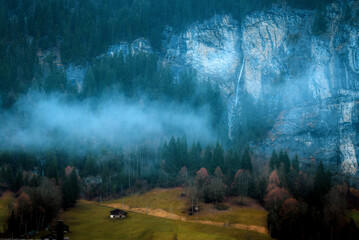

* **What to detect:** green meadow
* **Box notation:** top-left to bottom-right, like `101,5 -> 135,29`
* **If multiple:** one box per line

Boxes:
60,200 -> 272,240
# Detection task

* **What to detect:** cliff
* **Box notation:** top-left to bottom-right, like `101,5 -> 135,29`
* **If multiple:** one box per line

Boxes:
64,1 -> 359,175
161,1 -> 359,175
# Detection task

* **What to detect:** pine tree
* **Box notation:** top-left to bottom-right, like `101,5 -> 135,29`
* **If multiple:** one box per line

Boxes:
196,141 -> 202,169
282,151 -> 290,173
278,150 -> 284,168
314,161 -> 331,198
211,142 -> 224,174
189,141 -> 202,172
161,140 -> 168,161
168,137 -> 178,172
62,178 -> 72,209
84,155 -> 98,176
292,154 -> 299,171
241,148 -> 253,172
13,171 -> 24,192
203,145 -> 212,170
177,137 -> 188,170
61,167 -> 80,209
45,156 -> 58,182
70,169 -> 80,200
270,150 -> 278,171
224,149 -> 240,185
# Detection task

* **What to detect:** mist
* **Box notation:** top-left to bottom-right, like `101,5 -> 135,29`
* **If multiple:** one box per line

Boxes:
0,91 -> 215,155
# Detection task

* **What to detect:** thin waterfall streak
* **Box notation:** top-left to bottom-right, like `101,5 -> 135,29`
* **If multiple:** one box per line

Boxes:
235,59 -> 245,106
228,58 -> 245,139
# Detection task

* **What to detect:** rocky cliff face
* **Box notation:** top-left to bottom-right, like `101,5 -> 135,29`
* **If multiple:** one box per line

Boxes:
65,37 -> 153,93
63,1 -> 359,174
162,15 -> 242,135
161,1 -> 359,175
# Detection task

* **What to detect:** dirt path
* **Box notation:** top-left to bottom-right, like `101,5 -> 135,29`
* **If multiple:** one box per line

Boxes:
104,203 -> 268,234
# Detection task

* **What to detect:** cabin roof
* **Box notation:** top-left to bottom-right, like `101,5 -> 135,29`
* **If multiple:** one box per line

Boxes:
110,209 -> 127,215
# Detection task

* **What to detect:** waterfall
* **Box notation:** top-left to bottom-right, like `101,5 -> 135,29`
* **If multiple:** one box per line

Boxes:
235,59 -> 245,106
228,58 -> 245,139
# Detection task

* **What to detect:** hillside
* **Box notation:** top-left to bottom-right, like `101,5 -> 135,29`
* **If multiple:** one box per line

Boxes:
104,187 -> 268,229
1,1 -> 359,173
59,200 -> 271,240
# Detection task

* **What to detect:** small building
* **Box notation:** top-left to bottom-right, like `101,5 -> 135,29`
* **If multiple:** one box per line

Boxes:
188,206 -> 200,215
110,209 -> 127,219
55,220 -> 70,240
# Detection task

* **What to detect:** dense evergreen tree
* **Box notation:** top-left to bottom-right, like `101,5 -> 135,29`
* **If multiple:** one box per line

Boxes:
313,161 -> 331,205
13,171 -> 24,192
203,145 -> 213,171
241,148 -> 253,172
83,155 -> 99,176
210,142 -> 224,174
292,154 -> 299,171
62,168 -> 80,209
189,141 -> 202,172
270,150 -> 278,171
279,151 -> 290,173
45,156 -> 59,182
224,149 -> 240,186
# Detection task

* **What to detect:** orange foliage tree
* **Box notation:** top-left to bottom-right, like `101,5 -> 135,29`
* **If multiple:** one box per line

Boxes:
195,167 -> 210,186
264,170 -> 290,210
231,169 -> 251,204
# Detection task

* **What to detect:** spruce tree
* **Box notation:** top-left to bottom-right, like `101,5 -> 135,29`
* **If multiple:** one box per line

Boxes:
241,148 -> 253,172
45,156 -> 59,182
189,142 -> 197,172
313,161 -> 331,205
292,154 -> 299,171
211,142 -> 224,174
270,150 -> 278,171
203,145 -> 212,170
177,137 -> 188,170
278,150 -> 284,168
283,151 -> 290,173
189,141 -> 202,172
166,136 -> 178,175
196,141 -> 202,169
69,169 -> 80,204
84,155 -> 98,176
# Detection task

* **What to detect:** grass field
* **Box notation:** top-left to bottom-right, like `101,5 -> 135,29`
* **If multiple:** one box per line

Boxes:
106,188 -> 186,216
60,200 -> 272,240
105,188 -> 267,227
195,207 -> 267,227
350,210 -> 359,228
0,192 -> 13,233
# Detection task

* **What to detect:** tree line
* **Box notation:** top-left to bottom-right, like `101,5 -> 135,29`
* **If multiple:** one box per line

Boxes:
1,143 -> 359,238
264,151 -> 359,240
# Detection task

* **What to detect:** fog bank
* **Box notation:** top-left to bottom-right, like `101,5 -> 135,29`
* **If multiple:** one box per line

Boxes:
0,92 -> 215,155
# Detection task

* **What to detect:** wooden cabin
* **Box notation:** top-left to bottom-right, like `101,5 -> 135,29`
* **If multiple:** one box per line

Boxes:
110,209 -> 127,219
188,206 -> 200,215
55,220 -> 70,240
